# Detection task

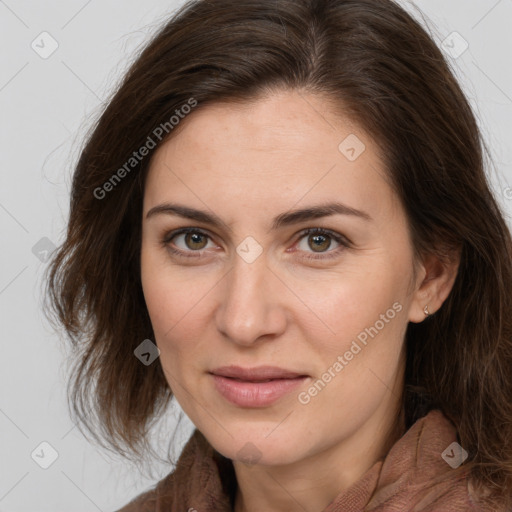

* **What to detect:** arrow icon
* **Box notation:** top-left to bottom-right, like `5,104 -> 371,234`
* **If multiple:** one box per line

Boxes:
31,441 -> 59,468
339,134 -> 365,161
236,236 -> 263,263
31,31 -> 59,60
442,32 -> 468,59
442,441 -> 468,468
134,339 -> 160,365
32,237 -> 56,262
444,448 -> 455,458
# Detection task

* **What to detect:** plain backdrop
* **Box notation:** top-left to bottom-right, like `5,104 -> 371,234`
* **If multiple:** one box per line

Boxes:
0,0 -> 511,510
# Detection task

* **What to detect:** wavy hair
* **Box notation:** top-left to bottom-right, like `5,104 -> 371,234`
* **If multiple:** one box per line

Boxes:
44,0 -> 512,508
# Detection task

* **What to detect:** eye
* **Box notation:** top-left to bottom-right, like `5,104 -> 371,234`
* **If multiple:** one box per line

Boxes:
293,228 -> 350,261
162,228 -> 216,258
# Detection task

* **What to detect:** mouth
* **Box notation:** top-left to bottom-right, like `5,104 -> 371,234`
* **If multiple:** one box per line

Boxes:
210,365 -> 309,381
209,366 -> 309,407
222,377 -> 288,383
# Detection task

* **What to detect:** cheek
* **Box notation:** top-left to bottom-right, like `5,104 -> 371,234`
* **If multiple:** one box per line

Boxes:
298,275 -> 407,414
140,248 -> 215,367
141,243 -> 190,324
141,249 -> 188,347
317,270 -> 408,392
294,261 -> 407,351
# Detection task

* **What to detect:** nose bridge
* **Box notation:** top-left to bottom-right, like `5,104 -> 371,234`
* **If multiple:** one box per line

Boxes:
215,249 -> 285,345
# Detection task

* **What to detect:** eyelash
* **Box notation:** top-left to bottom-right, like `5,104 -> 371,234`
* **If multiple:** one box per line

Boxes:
161,227 -> 351,261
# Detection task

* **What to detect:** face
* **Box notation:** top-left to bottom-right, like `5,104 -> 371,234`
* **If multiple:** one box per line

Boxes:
140,89 -> 421,467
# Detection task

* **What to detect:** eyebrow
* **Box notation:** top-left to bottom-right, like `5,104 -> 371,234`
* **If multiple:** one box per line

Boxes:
145,201 -> 372,230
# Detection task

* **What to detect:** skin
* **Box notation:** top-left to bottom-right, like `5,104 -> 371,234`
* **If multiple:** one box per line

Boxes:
140,89 -> 460,512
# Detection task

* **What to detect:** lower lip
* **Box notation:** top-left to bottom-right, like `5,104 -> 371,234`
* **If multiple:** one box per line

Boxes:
211,374 -> 308,407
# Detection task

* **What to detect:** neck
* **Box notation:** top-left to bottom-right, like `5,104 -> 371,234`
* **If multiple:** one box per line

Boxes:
233,398 -> 406,512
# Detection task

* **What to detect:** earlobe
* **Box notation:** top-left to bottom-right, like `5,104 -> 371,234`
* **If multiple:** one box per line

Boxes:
408,297 -> 432,324
407,247 -> 461,324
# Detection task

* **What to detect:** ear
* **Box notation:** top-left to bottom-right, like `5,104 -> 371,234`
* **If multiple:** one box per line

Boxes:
408,246 -> 461,323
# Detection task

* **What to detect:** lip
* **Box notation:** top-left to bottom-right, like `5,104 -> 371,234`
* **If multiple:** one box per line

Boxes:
209,366 -> 309,407
210,365 -> 307,380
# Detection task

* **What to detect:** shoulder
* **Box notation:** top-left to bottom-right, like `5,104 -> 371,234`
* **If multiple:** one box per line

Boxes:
112,428 -> 231,512
113,469 -> 179,512
113,485 -> 158,512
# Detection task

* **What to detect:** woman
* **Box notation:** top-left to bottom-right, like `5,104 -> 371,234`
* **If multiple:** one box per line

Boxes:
44,0 -> 512,510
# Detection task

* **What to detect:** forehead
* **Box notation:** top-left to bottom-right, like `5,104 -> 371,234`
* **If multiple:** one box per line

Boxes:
143,90 -> 398,225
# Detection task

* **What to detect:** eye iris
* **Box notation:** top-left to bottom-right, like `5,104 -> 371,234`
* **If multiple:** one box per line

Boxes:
186,232 -> 207,250
309,234 -> 330,252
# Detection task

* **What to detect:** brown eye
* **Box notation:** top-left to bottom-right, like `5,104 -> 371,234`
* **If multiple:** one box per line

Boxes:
307,233 -> 332,252
182,231 -> 208,250
295,228 -> 350,261
163,228 -> 215,258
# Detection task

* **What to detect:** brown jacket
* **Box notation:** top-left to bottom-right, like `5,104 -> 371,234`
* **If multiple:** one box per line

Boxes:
115,409 -> 504,511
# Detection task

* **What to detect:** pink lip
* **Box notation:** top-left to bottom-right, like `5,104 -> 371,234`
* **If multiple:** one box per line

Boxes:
210,365 -> 307,380
209,366 -> 309,407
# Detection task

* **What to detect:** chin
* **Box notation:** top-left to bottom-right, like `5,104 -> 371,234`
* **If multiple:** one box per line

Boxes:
204,423 -> 306,467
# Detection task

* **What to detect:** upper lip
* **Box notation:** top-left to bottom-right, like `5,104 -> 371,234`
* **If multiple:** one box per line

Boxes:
210,365 -> 308,381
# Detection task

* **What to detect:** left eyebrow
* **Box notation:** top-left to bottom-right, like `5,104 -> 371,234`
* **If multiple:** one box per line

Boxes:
271,202 -> 372,229
145,201 -> 372,230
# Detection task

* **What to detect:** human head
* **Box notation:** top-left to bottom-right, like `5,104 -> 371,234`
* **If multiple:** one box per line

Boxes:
140,88 -> 427,473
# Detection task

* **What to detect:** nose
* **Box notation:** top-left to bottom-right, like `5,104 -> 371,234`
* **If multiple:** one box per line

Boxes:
215,251 -> 288,347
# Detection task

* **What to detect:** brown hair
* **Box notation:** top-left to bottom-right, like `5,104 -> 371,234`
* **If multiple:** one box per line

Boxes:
44,0 -> 512,507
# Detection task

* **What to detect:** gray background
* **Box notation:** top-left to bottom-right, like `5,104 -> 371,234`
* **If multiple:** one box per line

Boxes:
1,0 -> 511,510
